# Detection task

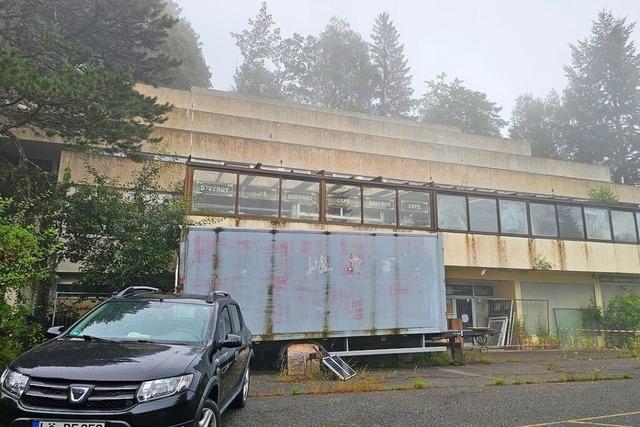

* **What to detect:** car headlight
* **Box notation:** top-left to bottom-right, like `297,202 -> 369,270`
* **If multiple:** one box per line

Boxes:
1,369 -> 29,398
136,374 -> 193,403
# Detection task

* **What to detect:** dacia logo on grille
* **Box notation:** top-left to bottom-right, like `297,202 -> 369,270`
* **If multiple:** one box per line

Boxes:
69,385 -> 92,404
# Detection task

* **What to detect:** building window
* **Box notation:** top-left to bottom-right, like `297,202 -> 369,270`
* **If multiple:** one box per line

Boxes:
557,205 -> 585,239
363,187 -> 396,226
611,210 -> 638,243
281,179 -> 320,220
637,212 -> 640,241
530,203 -> 558,237
238,174 -> 279,217
437,194 -> 467,230
499,199 -> 528,235
398,190 -> 431,228
191,170 -> 237,214
468,197 -> 498,233
584,207 -> 612,240
446,284 -> 473,296
326,183 -> 361,223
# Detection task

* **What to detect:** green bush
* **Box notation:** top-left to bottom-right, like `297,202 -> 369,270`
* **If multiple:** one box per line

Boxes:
0,300 -> 44,370
604,293 -> 640,330
603,293 -> 640,348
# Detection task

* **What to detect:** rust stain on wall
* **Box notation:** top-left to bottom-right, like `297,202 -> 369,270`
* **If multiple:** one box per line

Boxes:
556,240 -> 567,270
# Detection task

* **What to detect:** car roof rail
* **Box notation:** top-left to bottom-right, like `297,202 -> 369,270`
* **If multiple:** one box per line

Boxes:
205,290 -> 230,304
116,286 -> 160,298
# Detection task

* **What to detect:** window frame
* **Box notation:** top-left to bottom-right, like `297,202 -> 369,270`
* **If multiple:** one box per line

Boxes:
498,198 -> 530,236
529,202 -> 559,238
436,192 -> 469,231
185,165 -> 640,245
610,209 -> 640,243
467,195 -> 499,234
583,206 -> 614,242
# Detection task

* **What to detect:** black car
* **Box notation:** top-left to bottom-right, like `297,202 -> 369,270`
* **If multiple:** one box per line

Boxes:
0,286 -> 252,427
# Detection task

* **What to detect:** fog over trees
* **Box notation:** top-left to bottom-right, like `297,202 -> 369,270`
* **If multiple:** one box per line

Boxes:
232,4 -> 640,184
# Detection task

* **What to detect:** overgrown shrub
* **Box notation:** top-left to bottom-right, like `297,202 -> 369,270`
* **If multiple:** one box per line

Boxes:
0,300 -> 44,369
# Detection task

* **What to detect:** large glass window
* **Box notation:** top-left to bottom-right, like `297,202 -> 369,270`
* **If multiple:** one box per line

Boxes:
557,205 -> 585,239
611,210 -> 638,243
398,190 -> 431,228
363,187 -> 396,225
637,212 -> 640,241
191,170 -> 237,214
437,194 -> 467,230
530,203 -> 558,237
238,174 -> 279,217
468,197 -> 498,233
499,200 -> 528,235
326,183 -> 361,223
281,179 -> 320,220
584,207 -> 612,240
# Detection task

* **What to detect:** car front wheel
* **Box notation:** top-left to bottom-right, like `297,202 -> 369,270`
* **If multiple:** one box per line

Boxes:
198,398 -> 221,427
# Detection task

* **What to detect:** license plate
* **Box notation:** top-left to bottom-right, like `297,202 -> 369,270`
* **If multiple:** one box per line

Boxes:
34,421 -> 105,427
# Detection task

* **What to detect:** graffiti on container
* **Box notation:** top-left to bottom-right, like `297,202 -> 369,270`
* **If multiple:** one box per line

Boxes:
306,255 -> 332,275
346,254 -> 364,274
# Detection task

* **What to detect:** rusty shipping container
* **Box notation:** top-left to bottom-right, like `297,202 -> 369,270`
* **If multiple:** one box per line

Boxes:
180,228 -> 447,341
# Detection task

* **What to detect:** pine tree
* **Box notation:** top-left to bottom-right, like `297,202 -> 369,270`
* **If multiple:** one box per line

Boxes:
0,0 -> 175,154
231,2 -> 282,98
564,11 -> 640,184
370,12 -> 414,118
421,74 -> 506,137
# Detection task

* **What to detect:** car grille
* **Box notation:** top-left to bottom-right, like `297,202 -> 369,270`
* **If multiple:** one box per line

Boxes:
21,378 -> 139,411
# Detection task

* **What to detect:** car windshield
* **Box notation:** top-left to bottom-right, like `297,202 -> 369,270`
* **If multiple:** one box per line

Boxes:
67,300 -> 214,345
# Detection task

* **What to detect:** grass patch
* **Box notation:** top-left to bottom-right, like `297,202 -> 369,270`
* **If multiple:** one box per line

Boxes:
290,384 -> 302,395
306,373 -> 387,394
546,362 -> 562,372
412,379 -> 428,389
466,350 -> 494,364
488,376 -> 506,386
416,352 -> 453,367
554,369 -> 631,383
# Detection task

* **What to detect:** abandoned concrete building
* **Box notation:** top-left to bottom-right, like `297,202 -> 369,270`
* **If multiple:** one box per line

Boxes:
16,84 -> 640,344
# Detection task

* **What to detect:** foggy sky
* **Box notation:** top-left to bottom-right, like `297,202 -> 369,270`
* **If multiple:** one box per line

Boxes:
177,0 -> 640,125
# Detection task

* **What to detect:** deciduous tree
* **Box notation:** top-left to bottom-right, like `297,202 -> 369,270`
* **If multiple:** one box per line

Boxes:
509,91 -> 566,158
421,74 -> 506,137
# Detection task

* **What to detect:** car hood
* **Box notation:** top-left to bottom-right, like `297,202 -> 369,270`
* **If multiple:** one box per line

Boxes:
11,339 -> 204,382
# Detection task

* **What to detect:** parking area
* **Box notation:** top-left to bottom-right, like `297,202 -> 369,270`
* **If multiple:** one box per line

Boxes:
224,351 -> 640,426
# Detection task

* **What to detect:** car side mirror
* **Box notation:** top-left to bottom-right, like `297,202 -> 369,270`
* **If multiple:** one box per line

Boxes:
46,326 -> 65,337
221,334 -> 242,348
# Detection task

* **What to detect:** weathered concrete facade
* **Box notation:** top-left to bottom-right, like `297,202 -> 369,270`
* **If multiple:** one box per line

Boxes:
41,85 -> 640,336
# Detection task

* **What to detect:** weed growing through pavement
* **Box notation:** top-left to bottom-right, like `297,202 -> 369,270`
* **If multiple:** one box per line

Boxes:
489,377 -> 506,386
466,350 -> 494,364
412,379 -> 427,389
